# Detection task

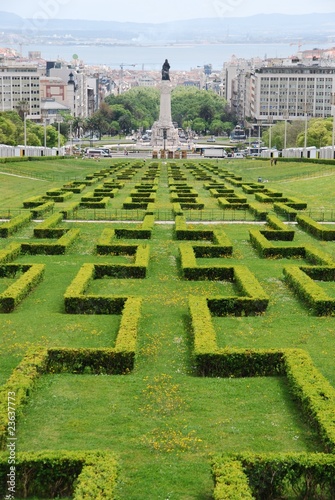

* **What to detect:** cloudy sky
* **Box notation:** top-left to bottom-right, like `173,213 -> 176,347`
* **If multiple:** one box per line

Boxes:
2,0 -> 334,23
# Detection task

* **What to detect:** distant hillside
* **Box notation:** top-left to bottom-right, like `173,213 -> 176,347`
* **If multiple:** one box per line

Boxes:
0,12 -> 335,43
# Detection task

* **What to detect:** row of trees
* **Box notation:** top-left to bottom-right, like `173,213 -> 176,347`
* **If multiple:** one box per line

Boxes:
0,111 -> 65,148
64,87 -> 235,140
261,117 -> 335,150
1,88 -> 334,149
102,86 -> 235,136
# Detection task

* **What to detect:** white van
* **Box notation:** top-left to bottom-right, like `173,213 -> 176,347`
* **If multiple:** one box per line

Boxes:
85,148 -> 111,157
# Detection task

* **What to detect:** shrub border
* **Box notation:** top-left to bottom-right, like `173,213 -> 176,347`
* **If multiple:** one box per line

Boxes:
189,296 -> 335,452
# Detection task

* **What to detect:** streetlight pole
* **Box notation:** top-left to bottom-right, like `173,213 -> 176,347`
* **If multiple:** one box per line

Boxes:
268,116 -> 273,150
41,109 -> 48,156
24,112 -> 27,150
303,102 -> 309,158
332,93 -> 335,160
283,111 -> 289,152
163,128 -> 167,153
56,114 -> 63,156
257,120 -> 262,156
68,119 -> 73,156
21,101 -> 29,154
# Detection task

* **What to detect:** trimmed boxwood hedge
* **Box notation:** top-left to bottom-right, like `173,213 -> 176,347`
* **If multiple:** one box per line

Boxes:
0,451 -> 119,498
212,453 -> 335,500
30,201 -> 55,218
21,228 -> 80,255
0,212 -> 32,238
114,214 -> 154,239
0,264 -> 45,312
189,296 -> 335,451
249,229 -> 303,259
33,212 -> 65,238
283,265 -> 335,315
0,243 -> 21,263
64,258 -> 147,313
212,459 -> 254,500
297,214 -> 335,240
0,297 -> 141,444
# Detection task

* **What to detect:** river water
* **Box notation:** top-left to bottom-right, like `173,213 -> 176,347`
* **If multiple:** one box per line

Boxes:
19,41 -> 332,70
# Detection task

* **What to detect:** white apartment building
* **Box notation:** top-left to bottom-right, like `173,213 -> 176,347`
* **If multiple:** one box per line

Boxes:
245,66 -> 335,122
49,67 -> 95,118
0,66 -> 40,115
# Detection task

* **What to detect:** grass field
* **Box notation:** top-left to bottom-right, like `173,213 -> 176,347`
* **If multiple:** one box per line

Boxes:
0,157 -> 335,499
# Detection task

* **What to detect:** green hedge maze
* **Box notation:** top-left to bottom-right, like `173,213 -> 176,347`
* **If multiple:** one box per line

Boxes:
0,159 -> 335,498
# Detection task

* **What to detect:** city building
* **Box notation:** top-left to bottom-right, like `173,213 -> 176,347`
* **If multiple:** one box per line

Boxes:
245,65 -> 335,122
0,65 -> 40,115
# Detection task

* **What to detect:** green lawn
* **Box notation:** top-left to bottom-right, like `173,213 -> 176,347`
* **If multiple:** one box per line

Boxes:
0,157 -> 334,498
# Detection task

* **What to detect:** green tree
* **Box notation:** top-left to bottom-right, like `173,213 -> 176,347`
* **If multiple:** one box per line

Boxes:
0,115 -> 16,145
296,118 -> 333,148
34,124 -> 59,148
261,120 -> 306,149
209,119 -> 225,136
171,87 -> 228,129
192,118 -> 207,134
105,88 -> 159,129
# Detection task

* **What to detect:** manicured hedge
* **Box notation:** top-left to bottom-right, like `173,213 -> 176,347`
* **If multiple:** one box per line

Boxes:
93,244 -> 149,278
262,214 -> 295,241
0,264 -> 45,312
249,229 -> 304,258
80,196 -> 110,209
0,212 -> 32,238
62,182 -> 87,193
218,198 -> 249,210
30,201 -> 55,218
273,199 -> 307,221
44,190 -> 73,202
248,203 -> 269,221
212,459 -> 254,500
0,451 -> 118,498
192,229 -> 233,257
115,214 -> 154,239
46,348 -> 134,375
179,242 -> 234,281
284,349 -> 335,452
297,214 -> 335,240
73,453 -> 119,499
189,300 -> 335,450
283,265 -> 335,315
0,243 -> 21,263
61,202 -> 80,219
189,296 -> 220,355
97,229 -> 138,255
64,264 -> 126,314
255,192 -> 288,203
22,195 -> 45,208
175,215 -> 214,241
212,453 -> 335,500
64,255 -> 147,313
21,228 -> 80,255
0,347 -> 48,447
33,212 -> 65,238
183,253 -> 269,315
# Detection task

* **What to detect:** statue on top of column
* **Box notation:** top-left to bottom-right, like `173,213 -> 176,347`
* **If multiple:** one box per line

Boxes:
162,59 -> 170,81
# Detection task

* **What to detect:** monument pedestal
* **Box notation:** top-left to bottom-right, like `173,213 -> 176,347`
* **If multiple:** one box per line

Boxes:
151,80 -> 180,151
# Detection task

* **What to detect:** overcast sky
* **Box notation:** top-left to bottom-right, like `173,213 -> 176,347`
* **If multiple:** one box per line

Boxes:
2,0 -> 334,23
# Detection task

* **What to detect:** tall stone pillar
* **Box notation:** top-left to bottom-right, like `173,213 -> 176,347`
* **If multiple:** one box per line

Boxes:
151,60 -> 180,151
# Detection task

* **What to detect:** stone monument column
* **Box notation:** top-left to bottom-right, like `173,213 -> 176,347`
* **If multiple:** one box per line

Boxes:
158,81 -> 173,126
151,59 -> 180,152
